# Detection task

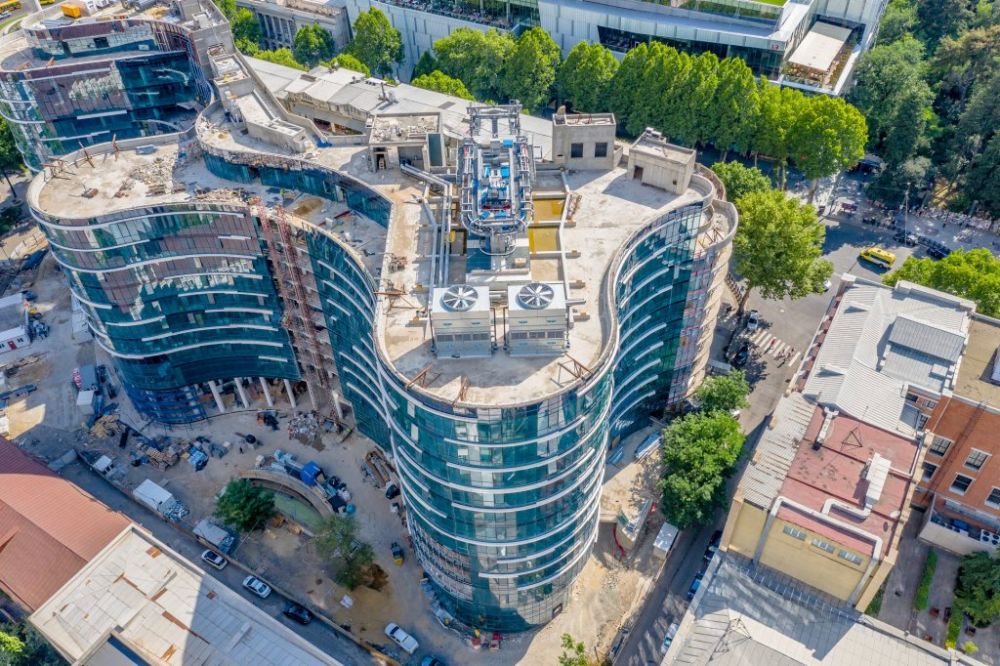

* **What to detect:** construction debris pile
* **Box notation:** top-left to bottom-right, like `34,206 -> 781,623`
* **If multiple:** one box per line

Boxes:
287,410 -> 322,447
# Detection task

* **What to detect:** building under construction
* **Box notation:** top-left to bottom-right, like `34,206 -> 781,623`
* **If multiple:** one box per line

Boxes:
16,0 -> 737,632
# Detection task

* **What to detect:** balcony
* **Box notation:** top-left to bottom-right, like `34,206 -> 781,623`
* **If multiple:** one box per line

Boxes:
920,508 -> 1000,556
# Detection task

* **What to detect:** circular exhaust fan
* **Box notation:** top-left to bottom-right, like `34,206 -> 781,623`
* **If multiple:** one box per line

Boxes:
517,282 -> 555,309
442,285 -> 479,311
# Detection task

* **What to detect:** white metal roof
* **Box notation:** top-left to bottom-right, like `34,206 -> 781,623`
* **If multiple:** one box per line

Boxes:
787,22 -> 852,73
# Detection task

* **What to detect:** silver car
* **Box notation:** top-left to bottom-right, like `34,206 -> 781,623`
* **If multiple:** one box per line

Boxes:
242,575 -> 271,599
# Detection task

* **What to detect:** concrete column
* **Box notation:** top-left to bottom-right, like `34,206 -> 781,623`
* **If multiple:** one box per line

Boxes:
259,377 -> 274,408
284,378 -> 297,409
207,380 -> 226,413
306,381 -> 318,411
235,378 -> 251,410
330,390 -> 345,421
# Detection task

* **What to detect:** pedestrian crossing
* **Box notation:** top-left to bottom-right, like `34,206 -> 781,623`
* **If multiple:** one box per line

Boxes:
746,329 -> 801,366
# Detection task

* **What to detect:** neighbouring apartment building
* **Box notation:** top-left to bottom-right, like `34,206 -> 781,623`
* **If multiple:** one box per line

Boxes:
344,0 -> 892,94
723,274 -> 975,610
915,314 -> 1000,555
7,0 -> 737,630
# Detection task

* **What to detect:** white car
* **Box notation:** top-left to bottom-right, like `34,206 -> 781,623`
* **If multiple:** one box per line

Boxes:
201,549 -> 227,570
385,623 -> 419,655
242,575 -> 271,599
745,309 -> 761,332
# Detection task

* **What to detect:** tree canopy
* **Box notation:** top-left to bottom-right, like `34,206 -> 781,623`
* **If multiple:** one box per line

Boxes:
251,47 -> 307,70
328,53 -> 370,77
732,188 -> 832,313
502,28 -> 560,111
884,248 -> 1000,317
558,633 -> 601,666
411,70 -> 474,100
711,161 -> 771,203
660,411 -> 744,529
787,95 -> 868,198
1,622 -> 64,666
293,24 -> 336,68
693,370 -> 750,414
214,479 -> 276,532
346,8 -> 402,77
314,514 -> 378,590
556,42 -> 619,113
0,117 -> 23,199
432,28 -> 515,101
957,551 -> 1000,627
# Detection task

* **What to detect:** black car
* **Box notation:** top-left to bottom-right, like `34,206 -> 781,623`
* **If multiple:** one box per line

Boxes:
927,245 -> 950,260
732,345 -> 750,369
283,602 -> 313,625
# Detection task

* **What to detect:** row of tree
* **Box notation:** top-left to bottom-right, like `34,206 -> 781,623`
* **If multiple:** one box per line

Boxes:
414,30 -> 866,193
848,0 -> 1000,213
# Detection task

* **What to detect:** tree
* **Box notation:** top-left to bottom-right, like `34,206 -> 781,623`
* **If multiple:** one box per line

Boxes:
328,53 -> 370,77
230,8 -> 261,48
881,85 -> 933,167
0,629 -> 24,659
711,161 -> 771,203
732,189 -> 833,313
293,24 -> 336,68
660,411 -> 744,529
693,370 -> 750,414
917,0 -> 974,44
848,36 -> 928,150
214,479 -> 276,532
749,82 -> 804,186
432,28 -> 515,101
930,26 -> 1000,108
965,132 -> 1000,215
500,27 -> 560,111
314,514 -> 377,590
708,57 -> 759,158
411,70 -> 474,100
556,42 -> 618,113
346,8 -> 402,77
787,95 -> 867,200
884,248 -> 1000,316
0,118 -> 23,200
878,0 -> 918,44
957,551 -> 1000,626
253,48 -> 307,71
558,633 -> 601,666
669,52 -> 720,147
412,50 -> 438,79
867,155 -> 931,206
0,623 -> 61,666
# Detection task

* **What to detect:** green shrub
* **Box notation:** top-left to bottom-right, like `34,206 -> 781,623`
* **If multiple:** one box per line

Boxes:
946,600 -> 964,649
866,585 -> 885,617
963,641 -> 978,655
914,549 -> 938,611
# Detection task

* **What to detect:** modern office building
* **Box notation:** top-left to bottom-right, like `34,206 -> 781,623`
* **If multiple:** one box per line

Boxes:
237,0 -> 351,52
344,0 -> 891,94
15,0 -> 736,630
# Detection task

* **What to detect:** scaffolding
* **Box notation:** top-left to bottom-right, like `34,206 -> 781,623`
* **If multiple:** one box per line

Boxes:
255,197 -> 329,390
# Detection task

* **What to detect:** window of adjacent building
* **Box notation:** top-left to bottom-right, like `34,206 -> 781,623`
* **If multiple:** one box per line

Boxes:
811,537 -> 836,553
922,462 -> 937,482
782,525 -> 807,540
594,142 -> 608,158
923,399 -> 938,409
570,143 -> 583,159
838,550 -> 863,565
987,488 -> 1000,509
951,474 -> 974,495
965,449 -> 990,471
929,436 -> 952,456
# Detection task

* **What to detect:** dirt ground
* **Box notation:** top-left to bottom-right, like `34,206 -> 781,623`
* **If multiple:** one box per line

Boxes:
7,248 -> 669,665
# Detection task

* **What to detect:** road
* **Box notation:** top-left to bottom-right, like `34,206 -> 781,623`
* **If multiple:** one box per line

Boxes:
613,193 -> 923,666
58,461 -> 376,666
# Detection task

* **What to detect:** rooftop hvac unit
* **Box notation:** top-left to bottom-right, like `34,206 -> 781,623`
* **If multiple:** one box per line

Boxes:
507,282 -> 568,356
431,284 -> 492,358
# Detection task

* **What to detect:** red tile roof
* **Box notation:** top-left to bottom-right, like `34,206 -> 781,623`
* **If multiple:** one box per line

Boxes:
777,408 -> 918,559
0,440 -> 130,610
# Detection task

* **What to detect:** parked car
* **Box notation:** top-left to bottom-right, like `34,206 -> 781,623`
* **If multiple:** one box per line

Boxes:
686,573 -> 704,600
200,549 -> 227,570
732,344 -> 750,369
660,622 -> 680,652
385,482 -> 401,500
703,530 -> 722,562
282,602 -> 313,625
385,623 -> 419,655
927,245 -> 950,260
421,658 -> 446,666
745,310 -> 761,332
242,576 -> 271,599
